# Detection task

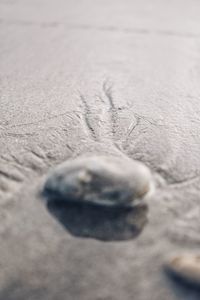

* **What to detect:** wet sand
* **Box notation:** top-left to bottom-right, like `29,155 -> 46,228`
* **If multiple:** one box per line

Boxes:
1,0 -> 200,299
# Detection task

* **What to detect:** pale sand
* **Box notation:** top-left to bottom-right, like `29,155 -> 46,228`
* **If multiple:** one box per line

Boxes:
1,0 -> 200,299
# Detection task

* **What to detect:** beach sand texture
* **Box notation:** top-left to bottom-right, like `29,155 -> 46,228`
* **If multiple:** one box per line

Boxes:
1,0 -> 200,299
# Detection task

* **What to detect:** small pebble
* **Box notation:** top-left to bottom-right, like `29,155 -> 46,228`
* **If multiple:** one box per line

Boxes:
43,155 -> 152,207
165,254 -> 200,287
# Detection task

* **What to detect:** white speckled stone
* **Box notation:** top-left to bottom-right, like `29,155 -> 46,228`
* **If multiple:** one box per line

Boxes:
166,254 -> 200,286
43,156 -> 153,207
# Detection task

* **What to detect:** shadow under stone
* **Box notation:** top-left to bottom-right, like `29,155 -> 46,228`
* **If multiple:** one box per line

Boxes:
165,269 -> 200,299
46,198 -> 148,241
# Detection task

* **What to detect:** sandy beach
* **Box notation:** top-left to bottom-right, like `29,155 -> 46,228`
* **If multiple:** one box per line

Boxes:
1,0 -> 200,299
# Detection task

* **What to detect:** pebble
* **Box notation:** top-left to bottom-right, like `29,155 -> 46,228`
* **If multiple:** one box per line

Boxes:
165,254 -> 200,287
43,155 -> 153,207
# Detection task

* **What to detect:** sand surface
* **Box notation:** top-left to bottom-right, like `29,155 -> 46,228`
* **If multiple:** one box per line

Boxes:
1,0 -> 200,299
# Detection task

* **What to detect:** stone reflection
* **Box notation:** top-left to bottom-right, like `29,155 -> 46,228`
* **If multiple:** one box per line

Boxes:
46,199 -> 148,241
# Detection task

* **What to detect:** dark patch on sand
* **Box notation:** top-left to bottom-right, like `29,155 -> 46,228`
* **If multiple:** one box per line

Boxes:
46,198 -> 148,241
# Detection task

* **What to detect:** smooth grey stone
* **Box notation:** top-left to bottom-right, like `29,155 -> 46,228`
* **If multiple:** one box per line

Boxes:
43,156 -> 153,207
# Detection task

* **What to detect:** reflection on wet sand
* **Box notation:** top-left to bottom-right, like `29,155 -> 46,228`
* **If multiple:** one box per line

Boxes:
46,199 -> 148,241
